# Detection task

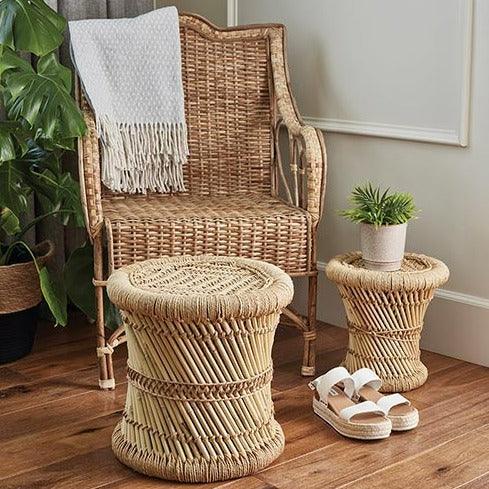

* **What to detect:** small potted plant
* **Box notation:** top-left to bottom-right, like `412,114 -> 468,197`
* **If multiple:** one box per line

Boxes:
340,183 -> 418,271
0,0 -> 86,363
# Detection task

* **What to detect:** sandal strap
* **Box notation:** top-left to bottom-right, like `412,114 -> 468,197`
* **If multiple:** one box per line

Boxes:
339,400 -> 385,422
308,366 -> 355,404
377,393 -> 411,415
351,368 -> 382,398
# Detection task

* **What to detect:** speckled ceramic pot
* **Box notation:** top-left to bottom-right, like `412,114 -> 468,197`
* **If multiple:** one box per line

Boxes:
360,223 -> 407,271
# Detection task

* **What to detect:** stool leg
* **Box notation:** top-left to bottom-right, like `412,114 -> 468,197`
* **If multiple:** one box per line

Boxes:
301,275 -> 317,377
94,234 -> 115,390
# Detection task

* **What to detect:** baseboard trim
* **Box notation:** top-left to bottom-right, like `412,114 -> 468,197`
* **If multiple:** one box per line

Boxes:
317,260 -> 489,310
433,288 -> 489,310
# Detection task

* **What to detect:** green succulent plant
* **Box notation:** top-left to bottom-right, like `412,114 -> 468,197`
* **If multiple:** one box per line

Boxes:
340,183 -> 418,227
0,0 -> 86,326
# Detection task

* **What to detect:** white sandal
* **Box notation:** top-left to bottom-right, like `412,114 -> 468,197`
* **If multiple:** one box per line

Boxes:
351,368 -> 419,431
309,367 -> 392,440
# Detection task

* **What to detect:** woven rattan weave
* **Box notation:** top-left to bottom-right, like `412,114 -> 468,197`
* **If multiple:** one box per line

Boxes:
326,252 -> 449,392
107,255 -> 293,482
77,13 -> 327,389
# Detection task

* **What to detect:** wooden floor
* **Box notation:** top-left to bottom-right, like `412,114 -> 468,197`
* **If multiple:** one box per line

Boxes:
1,316 -> 489,489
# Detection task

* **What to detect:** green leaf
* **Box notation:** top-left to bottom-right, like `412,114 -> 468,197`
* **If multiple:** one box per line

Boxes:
0,0 -> 66,55
57,172 -> 84,227
0,151 -> 83,229
0,159 -> 28,215
2,52 -> 86,146
0,140 -> 51,217
0,120 -> 29,161
39,265 -> 67,326
340,182 -> 418,226
64,243 -> 121,330
0,45 -> 32,77
0,206 -> 19,234
63,242 -> 94,319
37,51 -> 71,90
23,162 -> 84,227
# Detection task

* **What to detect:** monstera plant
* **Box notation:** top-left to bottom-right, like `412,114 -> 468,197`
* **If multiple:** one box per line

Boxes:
0,0 -> 86,362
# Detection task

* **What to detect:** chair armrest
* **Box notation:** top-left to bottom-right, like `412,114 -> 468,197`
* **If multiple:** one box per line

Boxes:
269,27 -> 327,225
76,79 -> 104,240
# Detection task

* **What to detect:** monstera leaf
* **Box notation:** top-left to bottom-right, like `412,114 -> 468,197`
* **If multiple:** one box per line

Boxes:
0,131 -> 46,223
0,44 -> 32,77
31,167 -> 84,226
0,120 -> 28,161
2,51 -> 86,146
0,0 -> 66,56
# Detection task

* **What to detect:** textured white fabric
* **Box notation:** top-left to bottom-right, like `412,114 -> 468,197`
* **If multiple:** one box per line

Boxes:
69,7 -> 188,193
376,393 -> 410,415
339,401 -> 385,422
351,367 -> 382,398
309,366 -> 355,404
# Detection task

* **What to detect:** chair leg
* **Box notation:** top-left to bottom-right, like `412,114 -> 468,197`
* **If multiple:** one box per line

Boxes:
94,234 -> 115,390
301,274 -> 317,377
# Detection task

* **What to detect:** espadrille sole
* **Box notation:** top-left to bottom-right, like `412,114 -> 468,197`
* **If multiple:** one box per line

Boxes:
312,398 -> 391,440
390,408 -> 419,431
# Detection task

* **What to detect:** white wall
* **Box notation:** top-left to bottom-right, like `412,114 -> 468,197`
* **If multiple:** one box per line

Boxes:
238,0 -> 472,146
160,0 -> 489,366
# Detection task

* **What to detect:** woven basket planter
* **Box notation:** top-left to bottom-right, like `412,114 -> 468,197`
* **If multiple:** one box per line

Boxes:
326,252 -> 449,392
0,240 -> 54,364
107,255 -> 293,483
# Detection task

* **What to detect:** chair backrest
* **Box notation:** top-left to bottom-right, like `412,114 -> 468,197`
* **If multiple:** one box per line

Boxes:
81,13 -> 281,198
179,14 -> 275,195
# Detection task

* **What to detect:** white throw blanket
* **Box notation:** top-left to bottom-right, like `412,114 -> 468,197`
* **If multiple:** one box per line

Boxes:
69,7 -> 188,193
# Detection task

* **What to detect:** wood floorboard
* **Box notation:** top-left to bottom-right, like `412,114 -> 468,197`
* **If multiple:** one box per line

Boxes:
1,315 -> 488,488
0,336 -> 96,390
0,351 -> 127,416
456,473 -> 489,488
0,385 -> 125,443
336,424 -> 489,489
1,410 -> 121,479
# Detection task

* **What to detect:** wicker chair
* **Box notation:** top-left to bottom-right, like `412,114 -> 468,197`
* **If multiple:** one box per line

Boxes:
77,13 -> 327,389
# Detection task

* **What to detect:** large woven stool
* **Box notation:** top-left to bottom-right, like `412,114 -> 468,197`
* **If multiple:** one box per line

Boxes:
326,252 -> 449,392
107,255 -> 293,483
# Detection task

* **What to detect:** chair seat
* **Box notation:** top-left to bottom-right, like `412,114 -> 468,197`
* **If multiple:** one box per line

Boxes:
103,193 -> 313,274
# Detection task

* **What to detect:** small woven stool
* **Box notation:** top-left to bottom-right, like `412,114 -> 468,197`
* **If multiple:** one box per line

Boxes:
326,252 -> 449,392
107,255 -> 293,483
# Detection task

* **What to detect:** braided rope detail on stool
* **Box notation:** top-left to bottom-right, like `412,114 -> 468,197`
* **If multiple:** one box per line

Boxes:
127,365 -> 274,401
327,252 -> 449,392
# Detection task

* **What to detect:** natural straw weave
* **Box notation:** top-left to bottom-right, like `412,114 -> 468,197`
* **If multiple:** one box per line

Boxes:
326,252 -> 449,392
107,255 -> 293,482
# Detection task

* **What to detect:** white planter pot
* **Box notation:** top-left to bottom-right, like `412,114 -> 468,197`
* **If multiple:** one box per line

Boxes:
360,223 -> 407,271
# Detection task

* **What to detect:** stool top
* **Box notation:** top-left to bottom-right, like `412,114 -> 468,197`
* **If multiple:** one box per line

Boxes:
107,255 -> 293,321
326,252 -> 449,291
